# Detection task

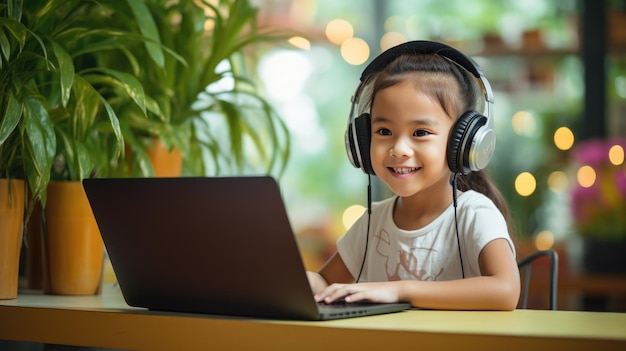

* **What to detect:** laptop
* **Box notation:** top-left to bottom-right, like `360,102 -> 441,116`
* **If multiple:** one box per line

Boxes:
82,176 -> 411,320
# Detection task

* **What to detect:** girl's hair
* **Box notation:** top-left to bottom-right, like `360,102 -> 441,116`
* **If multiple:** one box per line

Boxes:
368,53 -> 515,235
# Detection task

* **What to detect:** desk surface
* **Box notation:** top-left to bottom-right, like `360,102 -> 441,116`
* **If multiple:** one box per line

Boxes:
1,285 -> 626,351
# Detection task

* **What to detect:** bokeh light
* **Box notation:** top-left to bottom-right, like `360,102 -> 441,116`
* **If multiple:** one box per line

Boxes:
325,19 -> 354,45
288,36 -> 311,50
342,204 -> 366,230
341,37 -> 370,65
515,172 -> 537,196
554,126 -> 575,150
609,144 -> 625,166
384,15 -> 405,32
577,165 -> 596,188
511,111 -> 537,136
535,230 -> 555,250
380,32 -> 407,51
547,171 -> 568,193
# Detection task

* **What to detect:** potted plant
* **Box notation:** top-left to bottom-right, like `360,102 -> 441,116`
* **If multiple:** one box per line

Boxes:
1,0 -> 58,298
11,0 -> 163,295
102,0 -> 291,178
569,138 -> 626,274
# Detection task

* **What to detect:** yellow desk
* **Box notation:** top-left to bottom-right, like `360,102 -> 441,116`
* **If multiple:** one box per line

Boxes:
1,285 -> 625,351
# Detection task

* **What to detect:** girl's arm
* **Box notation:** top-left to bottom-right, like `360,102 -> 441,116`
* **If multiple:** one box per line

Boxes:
314,238 -> 521,311
306,252 -> 354,295
402,238 -> 520,310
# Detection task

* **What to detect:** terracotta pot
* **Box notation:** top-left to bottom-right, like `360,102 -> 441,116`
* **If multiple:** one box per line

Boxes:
0,178 -> 25,299
43,181 -> 104,295
146,138 -> 183,177
25,201 -> 44,289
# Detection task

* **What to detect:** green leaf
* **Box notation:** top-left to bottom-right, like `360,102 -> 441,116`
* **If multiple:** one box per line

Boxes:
49,40 -> 74,107
0,30 -> 11,63
0,94 -> 22,145
69,75 -> 100,140
0,17 -> 28,50
7,0 -> 24,21
100,97 -> 124,160
88,68 -> 147,116
23,96 -> 55,204
126,0 -> 165,68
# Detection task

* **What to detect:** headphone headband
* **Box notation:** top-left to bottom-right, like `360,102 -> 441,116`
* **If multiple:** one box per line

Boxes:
356,41 -> 494,116
360,41 -> 484,82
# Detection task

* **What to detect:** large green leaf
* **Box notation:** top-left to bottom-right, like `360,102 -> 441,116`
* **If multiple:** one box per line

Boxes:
0,17 -> 27,49
0,94 -> 22,145
99,97 -> 124,160
90,68 -> 147,116
49,40 -> 74,107
126,0 -> 164,68
23,96 -> 55,204
69,75 -> 100,140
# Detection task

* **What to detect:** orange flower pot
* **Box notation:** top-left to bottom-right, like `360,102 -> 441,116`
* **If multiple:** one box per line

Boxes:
25,201 -> 44,289
43,181 -> 104,295
0,178 -> 25,299
146,138 -> 183,177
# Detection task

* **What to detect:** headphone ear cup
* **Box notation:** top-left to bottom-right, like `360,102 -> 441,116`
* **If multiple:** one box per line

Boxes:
447,111 -> 488,175
346,123 -> 361,169
352,113 -> 375,175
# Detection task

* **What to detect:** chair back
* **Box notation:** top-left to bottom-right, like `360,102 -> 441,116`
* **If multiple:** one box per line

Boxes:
517,249 -> 559,310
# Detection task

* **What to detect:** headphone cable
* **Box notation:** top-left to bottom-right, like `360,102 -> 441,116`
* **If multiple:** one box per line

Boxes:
355,175 -> 372,283
451,173 -> 466,279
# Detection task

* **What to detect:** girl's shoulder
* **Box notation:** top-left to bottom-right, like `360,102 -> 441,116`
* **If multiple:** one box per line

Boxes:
457,190 -> 499,213
368,196 -> 397,221
370,195 -> 397,212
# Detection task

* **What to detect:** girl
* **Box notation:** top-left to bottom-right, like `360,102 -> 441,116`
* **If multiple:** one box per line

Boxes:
307,43 -> 520,311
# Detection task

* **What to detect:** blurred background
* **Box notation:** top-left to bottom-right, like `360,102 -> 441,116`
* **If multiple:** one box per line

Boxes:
8,0 -> 624,312
250,0 -> 626,311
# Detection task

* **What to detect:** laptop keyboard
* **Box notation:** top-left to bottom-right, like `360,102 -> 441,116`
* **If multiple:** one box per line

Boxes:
318,298 -> 377,308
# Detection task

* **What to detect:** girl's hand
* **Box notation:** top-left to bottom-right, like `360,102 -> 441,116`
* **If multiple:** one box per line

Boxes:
314,282 -> 402,304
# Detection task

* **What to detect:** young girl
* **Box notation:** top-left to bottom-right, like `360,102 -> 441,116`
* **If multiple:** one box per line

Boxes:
307,42 -> 520,311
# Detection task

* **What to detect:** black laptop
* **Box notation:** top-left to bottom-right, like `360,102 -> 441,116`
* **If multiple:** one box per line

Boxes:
82,176 -> 411,320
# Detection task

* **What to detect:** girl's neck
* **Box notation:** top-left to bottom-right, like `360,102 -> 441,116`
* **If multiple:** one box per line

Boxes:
393,176 -> 457,231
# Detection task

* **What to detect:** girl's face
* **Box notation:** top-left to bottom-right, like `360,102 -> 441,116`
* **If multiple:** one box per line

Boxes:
370,79 -> 455,198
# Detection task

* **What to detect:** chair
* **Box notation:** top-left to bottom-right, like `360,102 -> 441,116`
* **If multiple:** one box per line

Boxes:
517,249 -> 559,310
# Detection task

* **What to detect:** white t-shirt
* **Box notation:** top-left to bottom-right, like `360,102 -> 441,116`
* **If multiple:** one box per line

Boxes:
337,190 -> 514,282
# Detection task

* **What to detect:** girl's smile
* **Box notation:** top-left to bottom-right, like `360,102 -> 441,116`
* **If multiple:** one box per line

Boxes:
389,166 -> 421,175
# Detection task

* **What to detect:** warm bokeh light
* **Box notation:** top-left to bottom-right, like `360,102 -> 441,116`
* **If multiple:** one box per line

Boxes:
547,171 -> 568,193
609,144 -> 625,165
325,18 -> 354,45
535,230 -> 555,251
342,204 -> 366,230
511,111 -> 537,136
288,36 -> 311,50
515,172 -> 537,196
340,37 -> 370,65
384,15 -> 405,32
380,32 -> 406,51
554,126 -> 575,150
577,165 -> 596,188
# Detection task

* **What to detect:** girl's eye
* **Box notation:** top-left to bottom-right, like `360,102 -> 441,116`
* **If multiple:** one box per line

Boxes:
414,130 -> 430,137
376,128 -> 392,136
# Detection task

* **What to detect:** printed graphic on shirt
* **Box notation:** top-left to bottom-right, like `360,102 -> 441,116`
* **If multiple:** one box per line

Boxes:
375,229 -> 444,281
